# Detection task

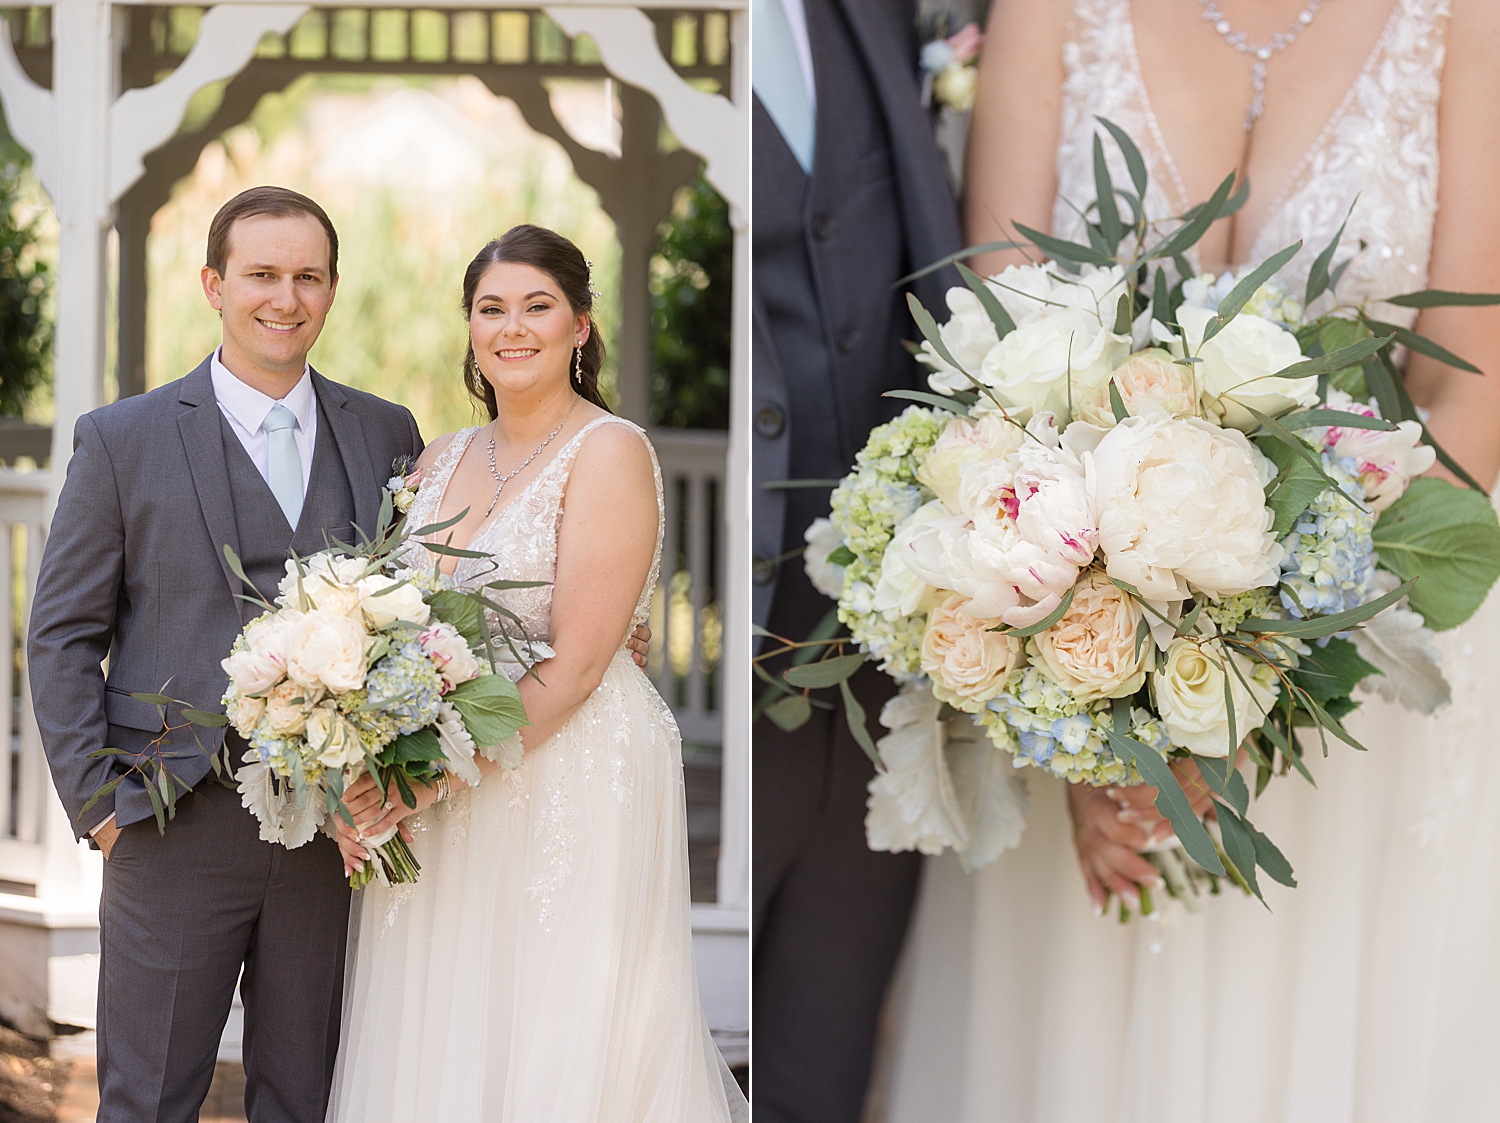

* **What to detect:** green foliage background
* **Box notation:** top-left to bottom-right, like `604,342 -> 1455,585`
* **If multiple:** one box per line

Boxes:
0,109 -> 54,422
650,174 -> 729,430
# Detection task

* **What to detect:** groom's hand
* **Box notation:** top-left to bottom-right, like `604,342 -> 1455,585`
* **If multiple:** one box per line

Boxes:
95,818 -> 122,860
627,624 -> 650,669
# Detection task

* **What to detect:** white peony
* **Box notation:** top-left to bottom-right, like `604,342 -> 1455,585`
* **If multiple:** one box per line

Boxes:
1093,414 -> 1283,600
284,608 -> 371,693
223,614 -> 292,696
915,411 -> 1025,511
873,501 -> 949,618
802,518 -> 847,601
1319,394 -> 1435,513
419,622 -> 481,692
1153,637 -> 1278,756
1176,304 -> 1318,431
357,573 -> 431,628
1032,571 -> 1153,702
923,287 -> 1004,392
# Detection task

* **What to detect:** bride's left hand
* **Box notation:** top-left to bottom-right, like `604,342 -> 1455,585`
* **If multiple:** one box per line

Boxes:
336,772 -> 432,849
626,624 -> 650,669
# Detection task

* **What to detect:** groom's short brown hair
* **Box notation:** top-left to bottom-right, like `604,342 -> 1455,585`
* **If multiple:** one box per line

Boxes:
206,186 -> 339,279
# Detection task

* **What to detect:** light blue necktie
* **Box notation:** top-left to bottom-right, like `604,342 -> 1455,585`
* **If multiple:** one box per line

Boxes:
262,403 -> 304,529
753,0 -> 815,174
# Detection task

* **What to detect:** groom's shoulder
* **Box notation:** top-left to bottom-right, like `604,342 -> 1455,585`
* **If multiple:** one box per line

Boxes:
313,372 -> 419,440
78,371 -> 200,443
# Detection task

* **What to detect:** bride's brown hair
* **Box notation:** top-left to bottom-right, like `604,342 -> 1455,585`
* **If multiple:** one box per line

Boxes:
460,225 -> 612,419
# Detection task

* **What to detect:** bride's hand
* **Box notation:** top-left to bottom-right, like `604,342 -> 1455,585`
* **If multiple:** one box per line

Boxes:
626,624 -> 650,669
1106,757 -> 1223,844
1067,783 -> 1164,915
337,772 -> 434,848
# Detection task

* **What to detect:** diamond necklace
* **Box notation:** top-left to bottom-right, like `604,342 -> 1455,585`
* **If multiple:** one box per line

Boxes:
1198,0 -> 1328,131
483,394 -> 580,517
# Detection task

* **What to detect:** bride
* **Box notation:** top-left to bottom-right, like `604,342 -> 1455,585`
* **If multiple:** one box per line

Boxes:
322,225 -> 746,1121
874,1 -> 1500,1120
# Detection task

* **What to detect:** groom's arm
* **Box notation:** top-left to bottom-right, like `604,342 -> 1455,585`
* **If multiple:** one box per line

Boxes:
27,414 -> 127,839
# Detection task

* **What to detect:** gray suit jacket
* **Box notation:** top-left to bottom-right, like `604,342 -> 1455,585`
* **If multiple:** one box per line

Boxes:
752,0 -> 964,632
28,358 -> 422,837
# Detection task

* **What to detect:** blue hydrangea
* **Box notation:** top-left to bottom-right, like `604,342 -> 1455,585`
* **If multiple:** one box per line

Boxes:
1277,453 -> 1377,627
350,641 -> 444,741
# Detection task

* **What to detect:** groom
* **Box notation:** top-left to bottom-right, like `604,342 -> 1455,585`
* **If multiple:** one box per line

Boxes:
30,186 -> 420,1123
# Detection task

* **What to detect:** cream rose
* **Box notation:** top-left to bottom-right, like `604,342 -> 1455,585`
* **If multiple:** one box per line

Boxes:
358,573 -> 431,628
232,692 -> 266,731
278,554 -> 367,614
1152,637 -> 1278,757
1176,304 -> 1318,431
977,307 -> 1130,422
284,608 -> 370,693
1032,572 -> 1153,702
1078,348 -> 1199,427
873,501 -> 949,618
306,703 -> 364,771
919,594 -> 1024,711
265,679 -> 319,736
1093,414 -> 1283,600
419,622 -> 481,692
915,411 -> 1024,510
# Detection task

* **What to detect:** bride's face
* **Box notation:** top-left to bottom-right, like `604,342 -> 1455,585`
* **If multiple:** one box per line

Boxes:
468,262 -> 589,401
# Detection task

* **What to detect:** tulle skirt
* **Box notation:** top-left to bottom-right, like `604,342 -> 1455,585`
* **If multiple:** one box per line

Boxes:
874,579 -> 1500,1123
327,651 -> 744,1123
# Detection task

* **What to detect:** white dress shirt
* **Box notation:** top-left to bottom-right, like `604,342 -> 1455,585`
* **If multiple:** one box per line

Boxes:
210,348 -> 318,492
91,351 -> 318,841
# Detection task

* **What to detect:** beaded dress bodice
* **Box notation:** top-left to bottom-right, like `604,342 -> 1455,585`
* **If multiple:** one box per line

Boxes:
1052,0 -> 1449,322
400,415 -> 664,651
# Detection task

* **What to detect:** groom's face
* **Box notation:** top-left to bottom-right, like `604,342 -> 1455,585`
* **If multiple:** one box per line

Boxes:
201,213 -> 338,381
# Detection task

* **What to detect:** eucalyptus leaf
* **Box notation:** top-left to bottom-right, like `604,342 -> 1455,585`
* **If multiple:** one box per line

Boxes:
1107,728 -> 1224,875
1305,197 -> 1356,306
1363,317 -> 1482,374
955,261 -> 1018,340
783,653 -> 866,689
1214,801 -> 1263,903
1384,289 -> 1500,308
764,693 -> 812,732
1372,477 -> 1500,631
1012,221 -> 1116,267
1244,817 -> 1297,887
1259,436 -> 1331,536
1199,242 -> 1301,346
1272,334 -> 1391,383
839,679 -> 881,768
1096,116 -> 1148,198
1108,379 -> 1129,423
895,240 -> 1028,287
1092,134 -> 1123,251
1278,408 -> 1396,432
883,389 -> 971,415
1241,578 -> 1416,638
1144,172 -> 1237,261
993,585 -> 1076,638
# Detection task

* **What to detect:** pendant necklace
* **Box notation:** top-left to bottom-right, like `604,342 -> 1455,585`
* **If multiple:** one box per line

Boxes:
484,394 -> 580,518
1198,0 -> 1328,131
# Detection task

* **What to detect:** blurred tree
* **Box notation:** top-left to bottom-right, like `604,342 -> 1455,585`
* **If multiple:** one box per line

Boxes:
649,173 -> 729,430
0,159 -> 51,418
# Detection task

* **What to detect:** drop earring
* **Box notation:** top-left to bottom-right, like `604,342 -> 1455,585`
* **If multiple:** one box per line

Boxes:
574,343 -> 583,385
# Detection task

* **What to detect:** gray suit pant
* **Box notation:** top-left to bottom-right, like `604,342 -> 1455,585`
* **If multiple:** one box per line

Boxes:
97,781 -> 350,1123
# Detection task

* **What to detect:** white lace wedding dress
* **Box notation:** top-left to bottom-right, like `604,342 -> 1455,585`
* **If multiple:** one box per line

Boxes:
874,2 -> 1500,1120
326,416 -> 746,1123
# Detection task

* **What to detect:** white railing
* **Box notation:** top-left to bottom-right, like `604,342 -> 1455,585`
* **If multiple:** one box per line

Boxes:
0,469 -> 48,894
648,428 -> 726,748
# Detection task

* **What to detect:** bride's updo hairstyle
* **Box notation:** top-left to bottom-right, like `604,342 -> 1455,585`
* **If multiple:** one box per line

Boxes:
460,225 -> 612,419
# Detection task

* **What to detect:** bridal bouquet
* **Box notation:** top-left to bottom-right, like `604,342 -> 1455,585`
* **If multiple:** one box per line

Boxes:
786,120 -> 1500,916
220,479 -> 540,888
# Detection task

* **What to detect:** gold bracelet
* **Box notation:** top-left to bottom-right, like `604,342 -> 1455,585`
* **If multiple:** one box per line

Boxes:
433,771 -> 452,804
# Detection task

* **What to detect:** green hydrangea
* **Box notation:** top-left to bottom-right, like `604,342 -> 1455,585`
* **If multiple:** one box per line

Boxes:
1205,587 -> 1277,633
828,406 -> 944,679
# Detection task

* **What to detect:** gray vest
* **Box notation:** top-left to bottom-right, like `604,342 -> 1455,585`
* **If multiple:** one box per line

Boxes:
220,402 -> 357,622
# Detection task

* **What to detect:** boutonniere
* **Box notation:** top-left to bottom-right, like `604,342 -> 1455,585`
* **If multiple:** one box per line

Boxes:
919,19 -> 984,113
386,456 -> 422,514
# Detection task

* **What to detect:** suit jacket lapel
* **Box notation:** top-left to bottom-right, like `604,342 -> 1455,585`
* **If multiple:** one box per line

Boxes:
311,370 -> 381,539
176,358 -> 243,602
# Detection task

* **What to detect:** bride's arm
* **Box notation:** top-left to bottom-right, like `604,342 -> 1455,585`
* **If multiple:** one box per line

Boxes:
335,425 -> 658,867
497,424 -> 659,750
1401,0 -> 1500,491
963,0 -> 1072,274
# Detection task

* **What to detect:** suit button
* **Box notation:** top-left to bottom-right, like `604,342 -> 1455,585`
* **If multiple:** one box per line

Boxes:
836,328 -> 862,354
812,214 -> 836,241
754,406 -> 785,439
752,554 -> 776,585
